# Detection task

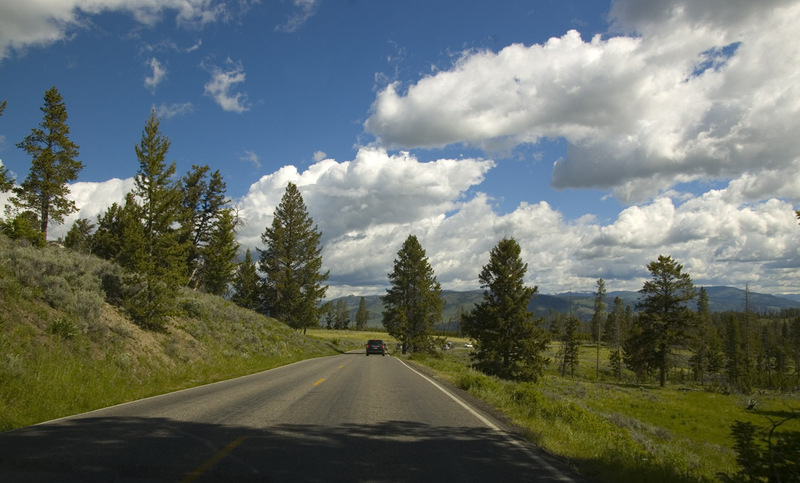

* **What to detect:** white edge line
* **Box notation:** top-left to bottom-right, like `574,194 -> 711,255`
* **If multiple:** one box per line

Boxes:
396,358 -> 574,483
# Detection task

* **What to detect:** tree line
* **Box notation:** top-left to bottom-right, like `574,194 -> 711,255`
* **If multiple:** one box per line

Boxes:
2,88 -> 799,391
550,269 -> 800,393
1,88 -> 333,333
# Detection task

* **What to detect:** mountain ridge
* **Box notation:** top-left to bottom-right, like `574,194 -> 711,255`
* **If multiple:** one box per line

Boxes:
333,286 -> 800,329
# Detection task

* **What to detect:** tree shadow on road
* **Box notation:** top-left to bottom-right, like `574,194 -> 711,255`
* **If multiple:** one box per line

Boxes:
0,416 -> 578,482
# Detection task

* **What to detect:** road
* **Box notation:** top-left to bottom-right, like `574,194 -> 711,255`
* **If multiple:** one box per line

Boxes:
0,352 -> 578,482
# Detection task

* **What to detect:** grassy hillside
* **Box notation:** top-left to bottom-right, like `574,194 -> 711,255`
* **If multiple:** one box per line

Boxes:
0,236 -> 341,431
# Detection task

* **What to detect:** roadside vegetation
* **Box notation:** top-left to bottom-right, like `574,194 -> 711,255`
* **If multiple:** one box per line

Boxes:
0,235 -> 339,431
308,241 -> 799,482
308,323 -> 799,483
400,344 -> 797,483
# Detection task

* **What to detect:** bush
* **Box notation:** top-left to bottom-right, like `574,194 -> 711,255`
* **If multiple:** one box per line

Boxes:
122,273 -> 175,330
0,237 -> 114,328
48,318 -> 78,340
0,214 -> 46,248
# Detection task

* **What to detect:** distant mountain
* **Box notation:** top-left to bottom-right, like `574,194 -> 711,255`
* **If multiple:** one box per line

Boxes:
776,293 -> 800,304
332,286 -> 800,329
702,286 -> 800,313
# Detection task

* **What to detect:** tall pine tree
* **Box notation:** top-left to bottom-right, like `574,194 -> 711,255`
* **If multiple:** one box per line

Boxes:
591,278 -> 606,379
462,237 -> 549,381
258,182 -> 328,333
559,315 -> 580,378
382,235 -> 443,354
202,207 -> 240,296
14,87 -> 83,236
179,165 -> 228,289
604,296 -> 625,379
334,299 -> 350,330
689,287 -> 724,385
123,111 -> 185,329
636,255 -> 697,386
355,296 -> 370,330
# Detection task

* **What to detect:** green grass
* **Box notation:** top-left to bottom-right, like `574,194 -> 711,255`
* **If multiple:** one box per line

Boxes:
0,236 -> 341,431
306,328 -> 397,352
2,237 -> 797,481
406,345 -> 800,482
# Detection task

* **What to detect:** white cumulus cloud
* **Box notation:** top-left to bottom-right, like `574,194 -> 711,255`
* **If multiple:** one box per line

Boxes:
364,0 -> 800,205
0,0 -> 227,61
231,149 -> 799,297
231,148 -> 800,297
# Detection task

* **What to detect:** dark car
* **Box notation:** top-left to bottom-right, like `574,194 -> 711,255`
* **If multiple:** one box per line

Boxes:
366,339 -> 386,356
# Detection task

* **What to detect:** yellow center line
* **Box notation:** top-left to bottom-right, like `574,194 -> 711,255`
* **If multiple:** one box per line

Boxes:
181,436 -> 246,483
313,378 -> 325,386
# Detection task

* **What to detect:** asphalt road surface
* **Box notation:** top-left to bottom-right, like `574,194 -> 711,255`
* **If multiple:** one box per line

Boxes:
0,352 -> 579,482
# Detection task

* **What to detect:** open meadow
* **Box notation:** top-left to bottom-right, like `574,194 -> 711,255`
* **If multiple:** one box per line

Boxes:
311,329 -> 800,482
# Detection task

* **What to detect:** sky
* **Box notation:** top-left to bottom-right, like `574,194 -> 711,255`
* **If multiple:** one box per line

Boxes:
0,0 -> 799,299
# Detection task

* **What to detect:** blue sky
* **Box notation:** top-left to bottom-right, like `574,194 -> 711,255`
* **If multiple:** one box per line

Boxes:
1,0 -> 799,297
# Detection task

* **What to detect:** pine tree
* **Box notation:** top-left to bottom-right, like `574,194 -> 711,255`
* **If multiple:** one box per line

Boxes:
725,313 -> 746,391
123,111 -> 185,329
382,235 -> 443,354
63,218 -> 94,254
462,237 -> 549,381
258,182 -> 329,333
14,87 -> 83,236
591,278 -> 606,379
334,299 -> 350,329
605,296 -> 625,379
559,315 -> 580,377
322,301 -> 336,329
689,287 -> 724,385
231,249 -> 260,311
202,207 -> 240,296
636,255 -> 697,386
355,296 -> 370,331
92,195 -> 141,261
179,165 -> 228,289
0,163 -> 12,193
131,112 -> 185,280
623,317 -> 656,382
0,211 -> 46,247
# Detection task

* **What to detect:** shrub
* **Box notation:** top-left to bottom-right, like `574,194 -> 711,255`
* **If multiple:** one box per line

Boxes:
181,298 -> 205,319
458,371 -> 488,391
48,318 -> 78,340
101,272 -> 125,305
